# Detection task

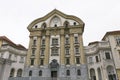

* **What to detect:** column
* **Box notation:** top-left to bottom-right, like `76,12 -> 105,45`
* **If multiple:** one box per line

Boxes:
34,36 -> 41,66
95,68 -> 99,80
60,34 -> 65,65
70,34 -> 75,65
25,36 -> 33,66
78,34 -> 86,64
44,30 -> 50,65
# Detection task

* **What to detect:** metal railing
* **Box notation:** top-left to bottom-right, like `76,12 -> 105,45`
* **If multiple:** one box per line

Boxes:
9,77 -> 72,80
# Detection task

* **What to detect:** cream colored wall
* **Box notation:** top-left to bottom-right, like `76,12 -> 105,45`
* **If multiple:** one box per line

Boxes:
49,35 -> 60,63
107,35 -> 120,68
32,14 -> 79,28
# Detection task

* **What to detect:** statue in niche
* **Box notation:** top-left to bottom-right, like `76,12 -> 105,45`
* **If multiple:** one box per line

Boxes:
50,59 -> 59,68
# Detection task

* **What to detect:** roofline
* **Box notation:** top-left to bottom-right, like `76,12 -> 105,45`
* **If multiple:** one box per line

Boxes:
27,9 -> 85,31
102,30 -> 120,40
0,36 -> 27,50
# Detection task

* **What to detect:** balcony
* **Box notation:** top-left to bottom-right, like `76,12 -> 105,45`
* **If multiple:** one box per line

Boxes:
9,77 -> 76,80
1,45 -> 26,55
85,41 -> 110,54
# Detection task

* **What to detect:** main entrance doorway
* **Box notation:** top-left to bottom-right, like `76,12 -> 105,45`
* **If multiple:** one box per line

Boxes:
51,71 -> 57,78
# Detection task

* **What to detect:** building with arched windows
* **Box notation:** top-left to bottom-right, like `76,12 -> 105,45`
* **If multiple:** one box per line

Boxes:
0,36 -> 27,80
20,9 -> 88,80
0,9 -> 119,80
85,41 -> 117,80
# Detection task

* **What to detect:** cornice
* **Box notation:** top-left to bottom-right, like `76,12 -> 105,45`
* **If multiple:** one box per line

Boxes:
27,9 -> 84,31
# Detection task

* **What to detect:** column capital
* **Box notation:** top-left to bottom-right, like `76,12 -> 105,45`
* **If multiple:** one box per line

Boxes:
69,33 -> 74,36
46,30 -> 50,36
60,34 -> 65,36
29,35 -> 33,38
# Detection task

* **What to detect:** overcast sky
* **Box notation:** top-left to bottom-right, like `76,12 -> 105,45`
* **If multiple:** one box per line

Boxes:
0,0 -> 120,48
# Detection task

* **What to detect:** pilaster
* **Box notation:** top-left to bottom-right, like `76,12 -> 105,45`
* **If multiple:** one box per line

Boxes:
34,36 -> 41,66
60,29 -> 65,65
25,36 -> 33,66
78,34 -> 86,64
44,30 -> 50,65
70,34 -> 75,65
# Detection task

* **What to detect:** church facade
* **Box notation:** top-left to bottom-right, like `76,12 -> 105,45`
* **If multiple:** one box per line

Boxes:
7,10 -> 120,80
23,9 -> 88,80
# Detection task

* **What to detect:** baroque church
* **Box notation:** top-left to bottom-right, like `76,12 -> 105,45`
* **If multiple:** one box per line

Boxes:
23,9 -> 88,80
2,9 -> 119,80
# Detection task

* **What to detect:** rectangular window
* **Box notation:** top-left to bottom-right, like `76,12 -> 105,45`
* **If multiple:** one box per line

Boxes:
33,39 -> 36,45
96,56 -> 99,62
105,52 -> 111,59
66,70 -> 70,76
75,37 -> 78,43
31,59 -> 34,65
116,37 -> 120,45
75,47 -> 79,54
66,58 -> 70,65
76,57 -> 80,64
89,57 -> 93,63
52,38 -> 58,45
65,48 -> 69,55
19,56 -> 24,63
41,49 -> 45,56
42,39 -> 45,45
65,38 -> 69,44
51,48 -> 58,56
40,59 -> 44,65
32,49 -> 35,56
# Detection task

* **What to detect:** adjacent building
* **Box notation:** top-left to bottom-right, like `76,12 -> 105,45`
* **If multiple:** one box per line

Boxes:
0,36 -> 27,80
102,31 -> 120,80
0,9 -> 119,80
85,41 -> 117,80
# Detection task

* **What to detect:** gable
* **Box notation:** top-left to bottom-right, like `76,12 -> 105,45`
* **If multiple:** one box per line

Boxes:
27,9 -> 84,31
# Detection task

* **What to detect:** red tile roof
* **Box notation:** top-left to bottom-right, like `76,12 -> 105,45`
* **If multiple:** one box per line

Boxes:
0,36 -> 27,50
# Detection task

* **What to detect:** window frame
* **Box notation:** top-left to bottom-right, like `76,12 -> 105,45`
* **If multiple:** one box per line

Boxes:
52,38 -> 58,45
66,70 -> 70,76
76,57 -> 80,64
105,52 -> 111,59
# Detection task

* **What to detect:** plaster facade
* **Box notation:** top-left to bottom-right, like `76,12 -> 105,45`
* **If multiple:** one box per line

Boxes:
0,36 -> 27,80
85,41 -> 117,80
23,9 -> 88,80
102,31 -> 120,80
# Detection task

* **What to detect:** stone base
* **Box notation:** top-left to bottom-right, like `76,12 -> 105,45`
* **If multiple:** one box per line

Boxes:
23,64 -> 88,80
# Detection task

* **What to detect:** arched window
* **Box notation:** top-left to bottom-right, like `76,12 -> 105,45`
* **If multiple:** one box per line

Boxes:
66,70 -> 70,76
107,66 -> 116,80
35,25 -> 38,28
17,69 -> 22,77
41,23 -> 46,29
54,24 -> 57,27
73,22 -> 76,25
39,70 -> 42,76
90,68 -> 96,80
29,70 -> 32,76
77,69 -> 81,76
64,21 -> 69,27
9,68 -> 15,77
